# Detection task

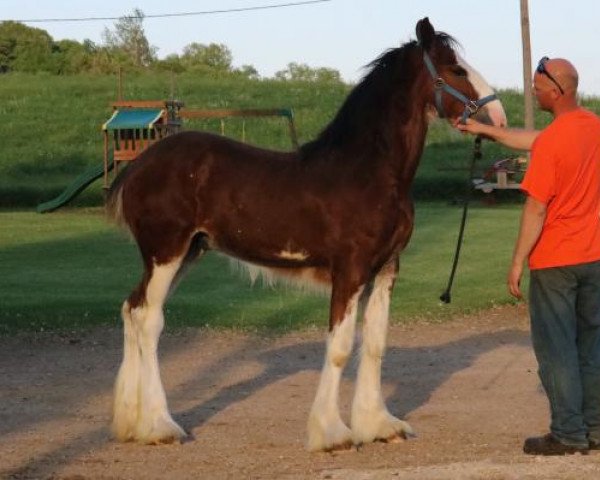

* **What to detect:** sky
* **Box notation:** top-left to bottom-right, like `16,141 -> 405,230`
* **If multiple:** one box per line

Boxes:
2,0 -> 600,96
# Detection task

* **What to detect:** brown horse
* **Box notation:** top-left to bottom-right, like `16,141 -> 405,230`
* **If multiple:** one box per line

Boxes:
106,17 -> 506,451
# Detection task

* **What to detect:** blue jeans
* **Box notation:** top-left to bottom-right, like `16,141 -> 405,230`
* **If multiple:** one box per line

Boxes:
529,260 -> 600,447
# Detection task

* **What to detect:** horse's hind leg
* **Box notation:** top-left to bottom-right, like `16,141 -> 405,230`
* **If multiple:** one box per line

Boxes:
112,232 -> 204,444
351,257 -> 413,444
112,257 -> 186,443
112,298 -> 143,442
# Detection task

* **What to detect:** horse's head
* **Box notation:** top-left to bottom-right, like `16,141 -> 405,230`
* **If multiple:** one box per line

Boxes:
416,17 -> 507,127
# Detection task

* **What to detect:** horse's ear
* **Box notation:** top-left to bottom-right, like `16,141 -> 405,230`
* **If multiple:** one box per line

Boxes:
416,17 -> 435,50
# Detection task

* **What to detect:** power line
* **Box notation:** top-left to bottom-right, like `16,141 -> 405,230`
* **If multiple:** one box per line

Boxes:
3,0 -> 332,24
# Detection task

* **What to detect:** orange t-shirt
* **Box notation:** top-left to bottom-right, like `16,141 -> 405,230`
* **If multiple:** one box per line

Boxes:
521,108 -> 600,270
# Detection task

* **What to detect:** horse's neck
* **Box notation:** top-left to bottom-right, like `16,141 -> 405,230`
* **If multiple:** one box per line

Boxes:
387,97 -> 430,184
301,69 -> 431,184
398,113 -> 428,183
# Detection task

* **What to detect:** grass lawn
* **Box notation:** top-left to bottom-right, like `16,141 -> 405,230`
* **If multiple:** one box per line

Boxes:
0,203 -> 525,334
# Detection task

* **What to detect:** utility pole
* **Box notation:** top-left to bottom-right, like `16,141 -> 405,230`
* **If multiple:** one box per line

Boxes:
520,0 -> 535,130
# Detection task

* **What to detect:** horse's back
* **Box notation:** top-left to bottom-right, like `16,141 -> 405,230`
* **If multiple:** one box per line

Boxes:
110,130 -> 302,235
136,130 -> 296,171
116,130 -> 298,201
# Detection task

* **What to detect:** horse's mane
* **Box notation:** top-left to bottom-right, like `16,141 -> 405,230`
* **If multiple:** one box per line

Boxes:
299,33 -> 458,159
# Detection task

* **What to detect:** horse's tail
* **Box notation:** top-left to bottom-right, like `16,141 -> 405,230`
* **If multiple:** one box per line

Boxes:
105,166 -> 130,230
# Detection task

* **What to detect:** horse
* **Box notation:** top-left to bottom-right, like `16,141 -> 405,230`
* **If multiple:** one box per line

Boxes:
106,17 -> 506,451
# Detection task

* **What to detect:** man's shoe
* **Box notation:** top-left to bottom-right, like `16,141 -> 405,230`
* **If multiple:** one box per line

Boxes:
523,433 -> 589,456
589,438 -> 600,450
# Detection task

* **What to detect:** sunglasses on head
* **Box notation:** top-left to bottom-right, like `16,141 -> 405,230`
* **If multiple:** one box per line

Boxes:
536,56 -> 564,94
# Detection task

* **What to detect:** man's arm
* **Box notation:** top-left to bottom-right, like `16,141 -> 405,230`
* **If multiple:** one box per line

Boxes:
455,118 -> 540,151
508,195 -> 547,298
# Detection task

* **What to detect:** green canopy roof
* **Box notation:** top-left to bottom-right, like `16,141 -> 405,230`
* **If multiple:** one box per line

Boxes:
102,109 -> 163,131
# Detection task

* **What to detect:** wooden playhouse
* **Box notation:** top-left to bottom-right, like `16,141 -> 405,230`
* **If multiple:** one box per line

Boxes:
102,100 -> 183,188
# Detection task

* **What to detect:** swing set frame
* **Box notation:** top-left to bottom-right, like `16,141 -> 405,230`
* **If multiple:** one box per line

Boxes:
102,101 -> 299,188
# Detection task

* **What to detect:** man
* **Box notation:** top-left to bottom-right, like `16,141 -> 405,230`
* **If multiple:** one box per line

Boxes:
457,57 -> 600,455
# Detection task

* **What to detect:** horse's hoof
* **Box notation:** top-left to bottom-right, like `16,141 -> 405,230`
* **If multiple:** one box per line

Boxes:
381,429 -> 416,444
145,429 -> 187,445
323,439 -> 356,453
352,414 -> 415,446
138,417 -> 187,445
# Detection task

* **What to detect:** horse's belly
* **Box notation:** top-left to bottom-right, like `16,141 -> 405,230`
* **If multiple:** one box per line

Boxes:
229,256 -> 332,293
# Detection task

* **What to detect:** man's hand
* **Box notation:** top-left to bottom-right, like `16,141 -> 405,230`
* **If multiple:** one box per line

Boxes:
507,262 -> 524,299
454,117 -> 487,136
507,196 -> 547,300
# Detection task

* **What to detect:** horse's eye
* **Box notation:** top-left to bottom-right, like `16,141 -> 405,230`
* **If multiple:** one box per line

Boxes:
451,66 -> 468,77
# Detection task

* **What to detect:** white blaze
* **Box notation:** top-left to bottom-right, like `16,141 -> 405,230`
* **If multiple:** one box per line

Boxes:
457,53 -> 507,127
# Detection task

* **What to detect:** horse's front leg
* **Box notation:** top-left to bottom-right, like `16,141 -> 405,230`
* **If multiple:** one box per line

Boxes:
307,279 -> 364,451
351,257 -> 414,445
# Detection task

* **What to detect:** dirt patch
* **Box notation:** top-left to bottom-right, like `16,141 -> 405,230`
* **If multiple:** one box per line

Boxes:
1,304 -> 599,479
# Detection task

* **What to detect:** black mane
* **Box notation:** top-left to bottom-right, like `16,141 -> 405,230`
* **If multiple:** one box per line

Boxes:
299,32 -> 459,159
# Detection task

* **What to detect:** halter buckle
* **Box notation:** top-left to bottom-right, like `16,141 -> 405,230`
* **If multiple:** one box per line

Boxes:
433,78 -> 445,90
466,101 -> 479,114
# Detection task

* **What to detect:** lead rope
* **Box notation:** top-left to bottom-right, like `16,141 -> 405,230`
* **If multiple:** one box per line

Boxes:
440,135 -> 482,304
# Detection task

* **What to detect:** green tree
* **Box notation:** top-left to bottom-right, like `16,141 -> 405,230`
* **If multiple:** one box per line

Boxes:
154,53 -> 186,73
0,21 -> 55,73
181,42 -> 233,71
234,64 -> 259,80
53,39 -> 96,74
101,8 -> 156,68
88,46 -> 128,74
274,62 -> 341,83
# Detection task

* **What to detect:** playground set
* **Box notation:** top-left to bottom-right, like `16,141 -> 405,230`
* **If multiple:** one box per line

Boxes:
36,99 -> 299,213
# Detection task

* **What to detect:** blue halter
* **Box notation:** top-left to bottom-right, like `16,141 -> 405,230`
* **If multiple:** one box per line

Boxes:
422,50 -> 497,124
